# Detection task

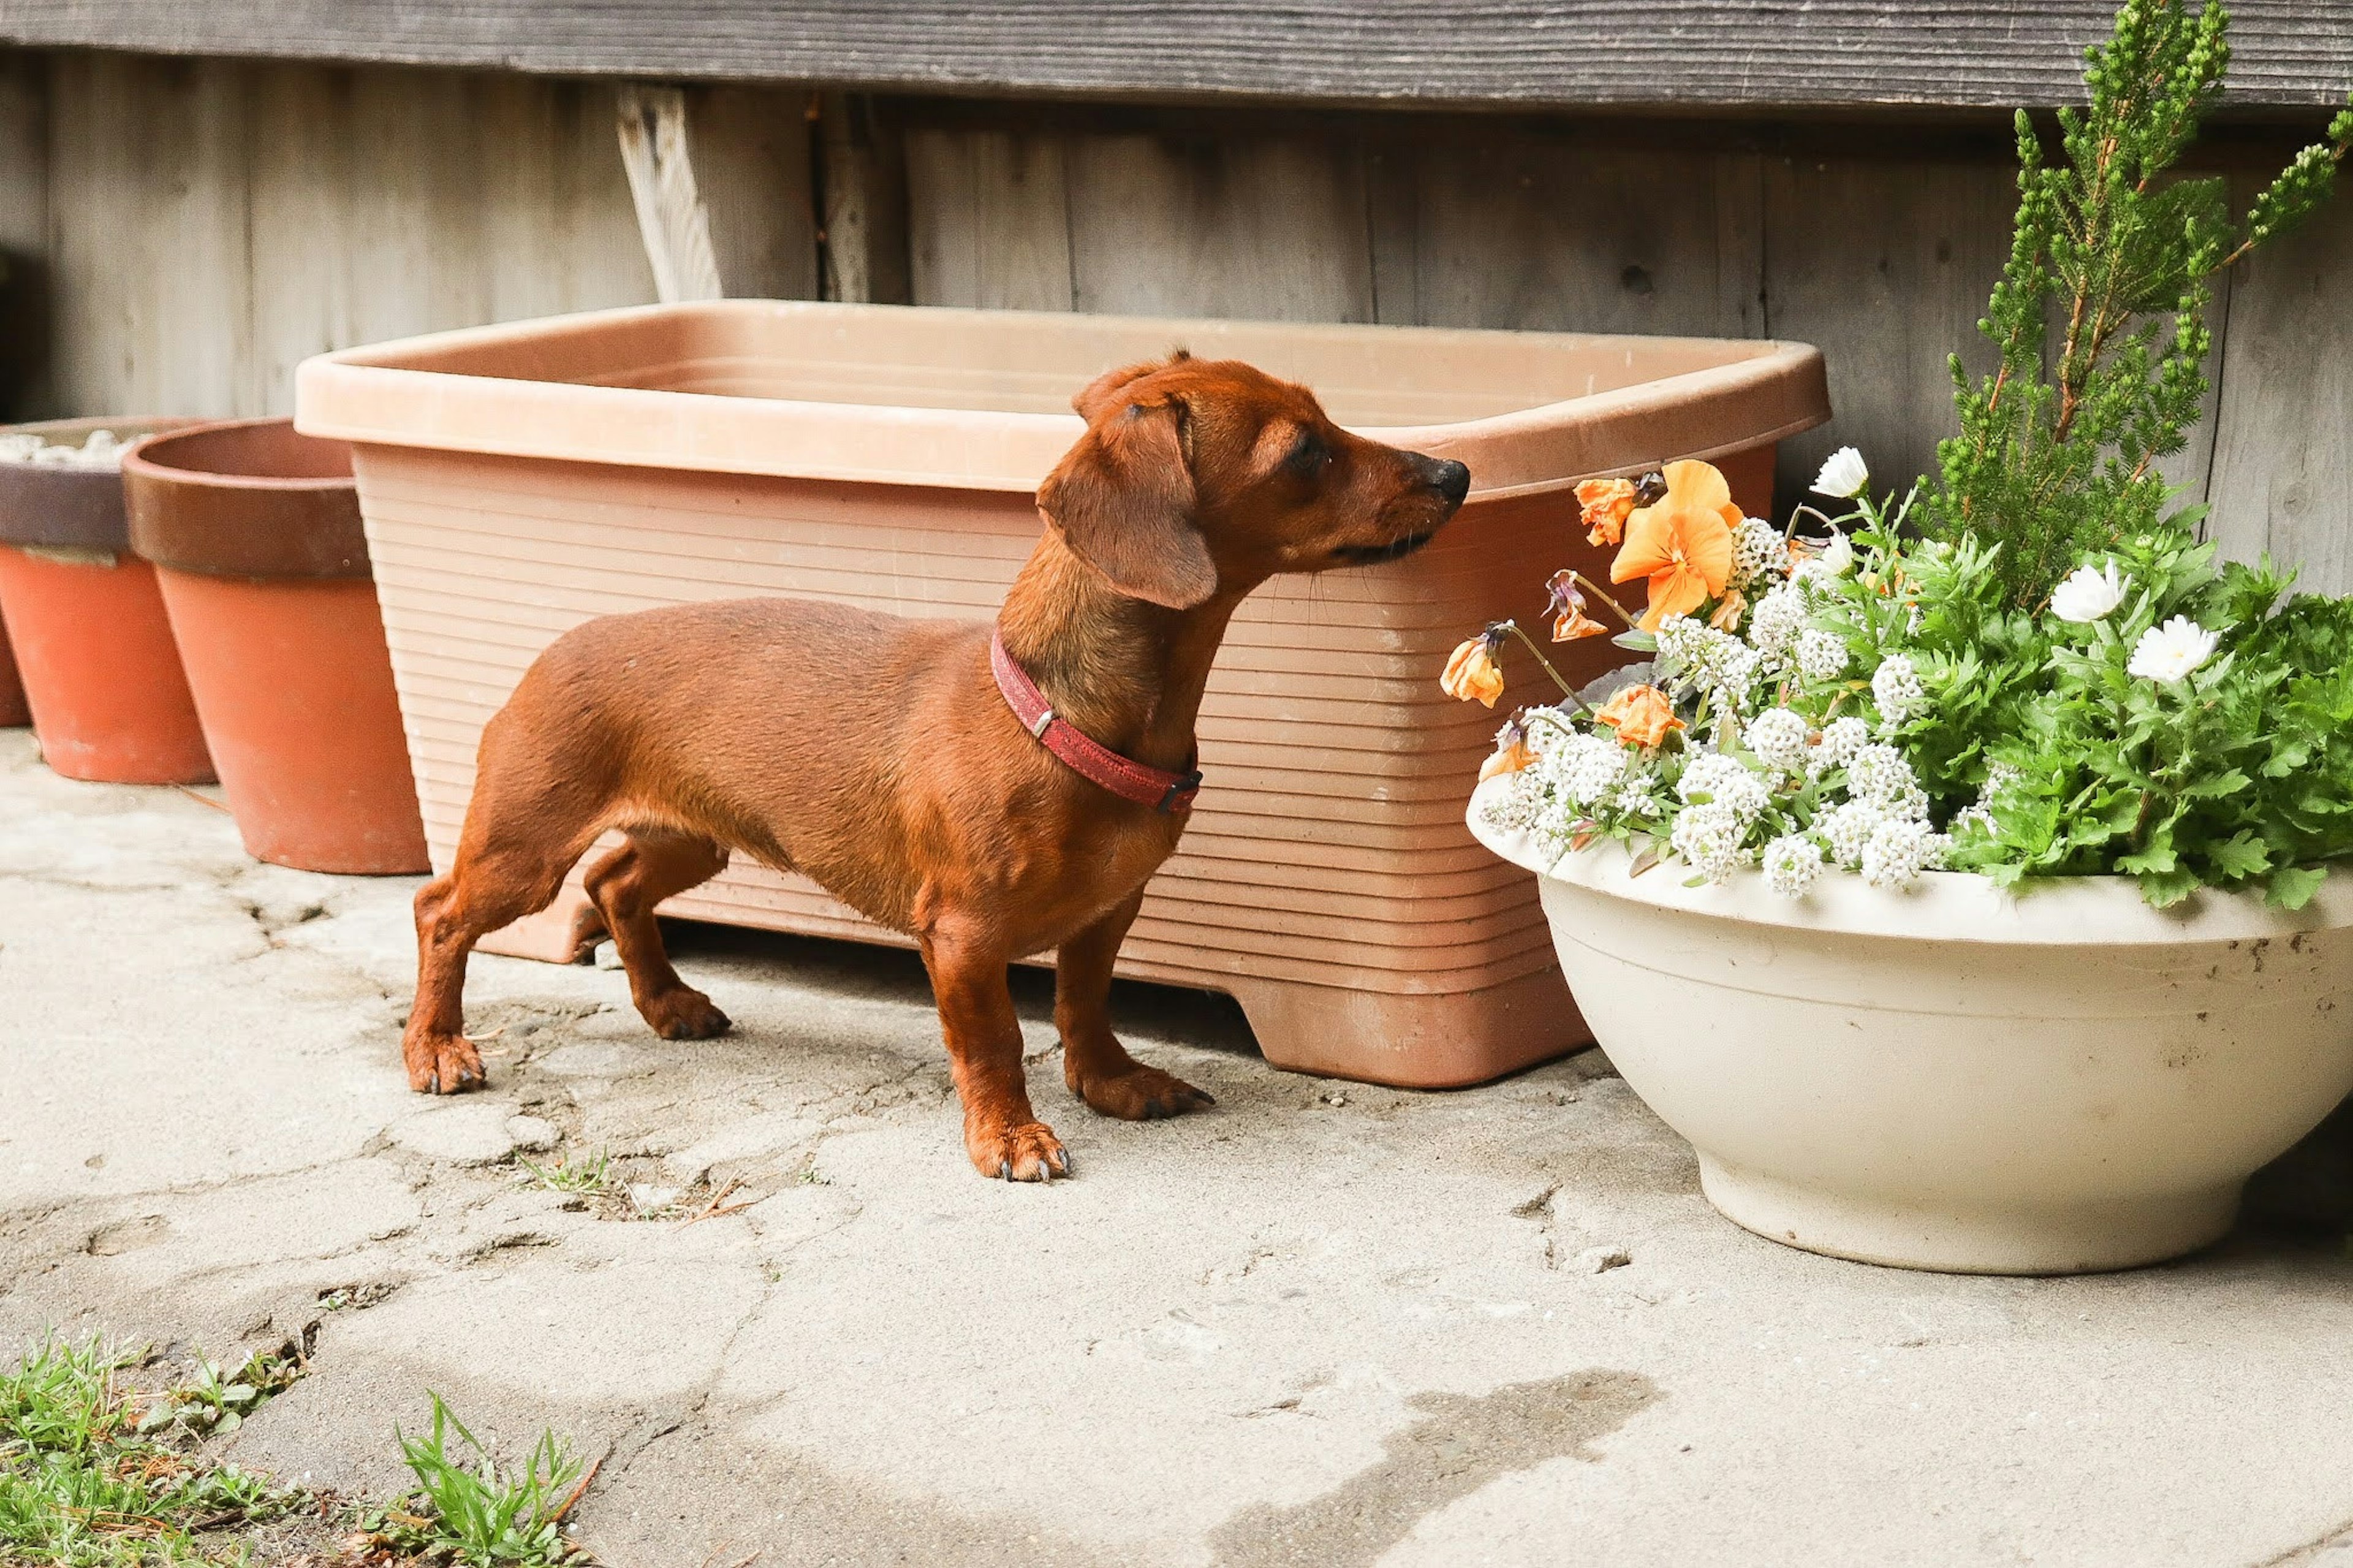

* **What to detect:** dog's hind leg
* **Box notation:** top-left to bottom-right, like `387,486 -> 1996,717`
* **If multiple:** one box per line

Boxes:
922,916 -> 1071,1181
583,831 -> 732,1040
403,714 -> 615,1093
1055,892 -> 1216,1121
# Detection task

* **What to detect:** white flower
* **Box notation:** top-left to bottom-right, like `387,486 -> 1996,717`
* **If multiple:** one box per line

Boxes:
1746,707 -> 1811,773
2127,616 -> 2219,683
1727,518 -> 1788,592
1795,629 -> 1849,683
1669,802 -> 1751,884
2050,559 -> 2130,624
1818,531 -> 1855,577
1819,800 -> 1884,868
1536,732 -> 1631,810
1811,446 -> 1869,498
1870,653 -> 1923,729
1677,752 -> 1770,823
1807,716 -> 1872,778
1762,834 -> 1826,897
1747,584 -> 1808,659
1846,743 -> 1927,819
1655,615 -> 1761,709
1860,818 -> 1947,890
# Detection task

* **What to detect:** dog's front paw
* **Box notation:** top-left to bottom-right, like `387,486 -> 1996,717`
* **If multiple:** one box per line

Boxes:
966,1116 -> 1073,1182
640,986 -> 731,1040
403,1029 -> 485,1095
1070,1062 -> 1216,1121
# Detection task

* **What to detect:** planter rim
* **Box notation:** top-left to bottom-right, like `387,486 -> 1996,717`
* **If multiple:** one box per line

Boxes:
0,417 -> 204,551
294,298 -> 1828,500
1466,776 -> 2353,945
122,417 -> 369,580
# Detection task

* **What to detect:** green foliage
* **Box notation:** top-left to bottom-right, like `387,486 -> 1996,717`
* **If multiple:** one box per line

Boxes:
515,1147 -> 616,1197
1925,0 -> 2353,607
1,1336 -> 292,1567
371,1393 -> 586,1567
1858,529 -> 2353,905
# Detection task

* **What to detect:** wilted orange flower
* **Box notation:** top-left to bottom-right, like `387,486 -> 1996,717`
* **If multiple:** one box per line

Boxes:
1610,459 -> 1740,629
1593,683 -> 1684,749
1575,477 -> 1637,547
1479,729 -> 1539,781
1709,588 -> 1746,631
1544,569 -> 1608,642
1441,633 -> 1506,708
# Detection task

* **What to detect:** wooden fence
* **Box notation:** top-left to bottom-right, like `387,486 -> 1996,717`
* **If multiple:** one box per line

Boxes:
1,50 -> 2346,590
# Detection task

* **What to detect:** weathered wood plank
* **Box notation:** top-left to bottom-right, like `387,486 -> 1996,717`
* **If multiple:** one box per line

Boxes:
688,85 -> 819,302
617,85 -> 725,303
2205,186 -> 2353,597
0,51 -> 47,417
46,54 -> 254,418
1761,153 -> 2022,512
1063,134 -> 1374,322
1380,140 -> 1757,339
906,128 -> 1076,312
42,56 -> 661,419
2,2 -> 2349,111
818,93 -> 911,305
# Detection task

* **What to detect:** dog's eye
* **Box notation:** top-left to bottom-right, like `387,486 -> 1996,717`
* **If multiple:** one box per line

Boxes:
1285,431 -> 1330,480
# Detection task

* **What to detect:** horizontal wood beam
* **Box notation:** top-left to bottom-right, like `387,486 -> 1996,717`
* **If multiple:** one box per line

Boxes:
2,2 -> 2348,113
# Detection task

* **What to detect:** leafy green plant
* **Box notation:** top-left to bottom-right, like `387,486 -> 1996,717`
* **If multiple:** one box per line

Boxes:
1926,0 -> 2353,606
515,1148 -> 616,1197
1,1335 -> 293,1567
370,1393 -> 587,1567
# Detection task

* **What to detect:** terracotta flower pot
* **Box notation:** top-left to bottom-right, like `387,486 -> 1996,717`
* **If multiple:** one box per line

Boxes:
297,301 -> 1829,1087
123,417 -> 429,875
0,416 -> 213,783
0,612 -> 28,727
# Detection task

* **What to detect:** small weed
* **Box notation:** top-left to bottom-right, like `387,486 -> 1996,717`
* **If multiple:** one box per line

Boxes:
0,1334 -> 296,1566
514,1149 -> 616,1198
137,1349 -> 303,1441
363,1394 -> 589,1566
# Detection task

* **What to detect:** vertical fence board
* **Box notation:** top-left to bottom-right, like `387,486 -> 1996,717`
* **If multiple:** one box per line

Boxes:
1063,133 -> 1374,322
1762,154 -> 2018,512
2205,189 -> 2353,596
906,127 -> 1075,311
0,53 -> 48,417
687,84 -> 818,301
1394,142 -> 1749,340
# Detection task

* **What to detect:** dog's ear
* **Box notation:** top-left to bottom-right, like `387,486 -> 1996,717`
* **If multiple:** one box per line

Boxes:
1071,349 -> 1194,422
1037,393 -> 1217,610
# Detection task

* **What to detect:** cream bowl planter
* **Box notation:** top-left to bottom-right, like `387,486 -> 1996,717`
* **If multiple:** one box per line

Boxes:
1468,778 -> 2353,1274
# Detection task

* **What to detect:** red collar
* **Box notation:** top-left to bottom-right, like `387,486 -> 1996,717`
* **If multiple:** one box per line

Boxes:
990,628 -> 1202,814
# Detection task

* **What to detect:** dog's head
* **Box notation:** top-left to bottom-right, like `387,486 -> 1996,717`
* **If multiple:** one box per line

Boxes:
1034,352 -> 1471,610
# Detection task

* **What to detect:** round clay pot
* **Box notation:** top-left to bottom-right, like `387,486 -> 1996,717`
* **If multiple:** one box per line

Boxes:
0,416 -> 213,782
124,417 -> 428,874
1469,778 -> 2353,1275
0,612 -> 28,727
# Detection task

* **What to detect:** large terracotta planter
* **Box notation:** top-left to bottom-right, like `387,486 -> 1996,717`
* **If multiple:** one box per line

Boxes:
123,419 -> 428,875
1468,778 -> 2353,1274
0,417 -> 211,783
297,300 -> 1828,1088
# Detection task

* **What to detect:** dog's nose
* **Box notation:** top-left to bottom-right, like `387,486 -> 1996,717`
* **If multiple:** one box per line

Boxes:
1428,458 -> 1471,509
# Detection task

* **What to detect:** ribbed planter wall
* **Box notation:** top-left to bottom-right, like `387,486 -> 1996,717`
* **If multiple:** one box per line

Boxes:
124,418 -> 430,875
0,417 -> 211,784
297,301 -> 1828,1088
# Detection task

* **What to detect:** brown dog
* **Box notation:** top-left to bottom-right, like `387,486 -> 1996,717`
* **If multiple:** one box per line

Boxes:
400,352 -> 1469,1179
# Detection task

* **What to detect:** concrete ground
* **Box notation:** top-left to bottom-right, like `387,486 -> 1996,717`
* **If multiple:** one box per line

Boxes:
4,723 -> 2353,1568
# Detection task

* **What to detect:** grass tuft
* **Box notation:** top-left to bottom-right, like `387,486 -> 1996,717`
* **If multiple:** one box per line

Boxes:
514,1149 -> 616,1198
365,1393 -> 588,1567
0,1335 -> 294,1566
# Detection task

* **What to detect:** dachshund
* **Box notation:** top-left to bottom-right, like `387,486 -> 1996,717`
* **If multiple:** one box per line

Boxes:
398,352 -> 1470,1180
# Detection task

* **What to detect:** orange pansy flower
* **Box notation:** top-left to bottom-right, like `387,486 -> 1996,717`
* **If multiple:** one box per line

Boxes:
1574,477 -> 1637,547
1609,459 -> 1740,630
1441,634 -> 1506,708
1544,569 -> 1608,642
1479,732 -> 1539,782
1593,684 -> 1685,750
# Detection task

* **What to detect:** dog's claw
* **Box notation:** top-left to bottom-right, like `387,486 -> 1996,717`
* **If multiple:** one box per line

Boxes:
969,1118 -> 1070,1183
999,1159 -> 1014,1181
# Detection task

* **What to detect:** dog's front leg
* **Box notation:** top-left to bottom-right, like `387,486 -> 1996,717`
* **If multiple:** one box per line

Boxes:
1056,892 -> 1216,1121
922,920 -> 1072,1181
